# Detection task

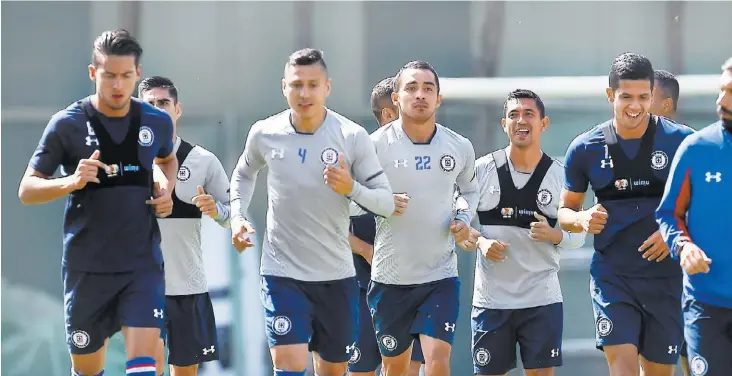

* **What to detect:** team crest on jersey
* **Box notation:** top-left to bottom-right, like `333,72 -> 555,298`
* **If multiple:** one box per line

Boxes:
320,147 -> 339,165
501,207 -> 514,219
474,348 -> 491,366
690,355 -> 708,376
537,188 -> 553,206
614,179 -> 629,191
650,150 -> 669,170
70,330 -> 90,348
177,166 -> 191,181
439,154 -> 456,172
380,335 -> 398,351
138,126 -> 154,147
596,317 -> 613,337
348,346 -> 361,364
272,316 -> 292,336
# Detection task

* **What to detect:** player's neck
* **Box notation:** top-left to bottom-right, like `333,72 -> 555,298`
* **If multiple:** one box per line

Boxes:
614,113 -> 650,140
291,107 -> 327,134
506,144 -> 542,173
91,94 -> 130,118
401,116 -> 436,144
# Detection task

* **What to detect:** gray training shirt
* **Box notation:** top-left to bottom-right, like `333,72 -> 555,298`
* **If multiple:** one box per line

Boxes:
472,148 -> 585,309
370,120 -> 479,285
230,108 -> 394,282
158,137 -> 231,296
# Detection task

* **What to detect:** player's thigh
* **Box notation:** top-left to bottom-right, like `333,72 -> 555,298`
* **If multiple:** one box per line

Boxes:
261,276 -> 314,348
636,277 -> 683,366
590,275 -> 642,350
413,277 -> 461,347
471,305 -> 518,375
170,364 -> 199,376
165,293 -> 220,367
515,303 -> 563,370
63,267 -> 122,359
348,289 -> 382,374
367,280 -> 422,358
310,277 -> 359,366
119,265 -> 165,357
683,299 -> 732,376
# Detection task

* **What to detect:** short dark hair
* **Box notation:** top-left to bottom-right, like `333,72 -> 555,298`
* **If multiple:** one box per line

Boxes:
608,52 -> 654,90
370,77 -> 395,120
285,48 -> 328,72
138,76 -> 179,103
722,57 -> 732,71
92,29 -> 143,67
654,70 -> 680,111
393,60 -> 440,94
503,89 -> 546,118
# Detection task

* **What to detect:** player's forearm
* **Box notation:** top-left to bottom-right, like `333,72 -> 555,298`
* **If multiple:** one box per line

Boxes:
18,175 -> 75,205
556,229 -> 586,249
229,161 -> 260,222
213,202 -> 231,228
557,207 -> 585,233
154,157 -> 178,192
454,189 -> 479,225
349,233 -> 373,263
348,180 -> 395,218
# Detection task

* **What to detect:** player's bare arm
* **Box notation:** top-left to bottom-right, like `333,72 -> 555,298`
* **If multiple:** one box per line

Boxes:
530,211 -> 563,245
349,233 -> 374,264
146,152 -> 178,218
557,188 -> 607,234
18,150 -> 108,205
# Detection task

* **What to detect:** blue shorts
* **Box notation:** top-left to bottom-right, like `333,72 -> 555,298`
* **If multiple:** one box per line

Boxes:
471,303 -> 563,374
161,293 -> 219,367
261,275 -> 359,363
64,265 -> 165,354
683,298 -> 732,376
590,274 -> 683,364
367,277 -> 460,358
348,287 -> 425,372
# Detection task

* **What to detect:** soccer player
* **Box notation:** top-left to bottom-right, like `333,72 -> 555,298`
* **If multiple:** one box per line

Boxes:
655,57 -> 732,376
139,76 -> 230,376
17,29 -> 177,376
650,70 -> 680,121
348,77 -> 425,376
229,48 -> 395,376
465,89 -> 586,376
558,52 -> 695,376
368,60 -> 478,376
648,69 -> 691,376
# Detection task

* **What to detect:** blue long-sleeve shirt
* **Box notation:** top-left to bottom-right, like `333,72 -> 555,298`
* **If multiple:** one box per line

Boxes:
656,121 -> 732,308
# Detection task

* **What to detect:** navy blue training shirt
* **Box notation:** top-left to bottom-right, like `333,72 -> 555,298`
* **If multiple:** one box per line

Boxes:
563,115 -> 694,278
29,96 -> 174,272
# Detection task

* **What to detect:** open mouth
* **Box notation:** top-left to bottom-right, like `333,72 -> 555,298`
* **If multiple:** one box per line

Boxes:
625,111 -> 642,119
516,129 -> 530,137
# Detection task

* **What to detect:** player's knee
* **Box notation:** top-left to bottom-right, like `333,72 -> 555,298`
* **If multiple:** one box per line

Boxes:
270,344 -> 309,372
639,356 -> 675,376
406,361 -> 423,376
380,349 -> 412,376
122,327 -> 161,358
170,364 -> 198,376
70,351 -> 106,376
524,368 -> 554,376
71,369 -> 105,376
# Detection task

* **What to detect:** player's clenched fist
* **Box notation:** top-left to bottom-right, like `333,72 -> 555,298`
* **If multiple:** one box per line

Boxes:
324,154 -> 354,195
450,220 -> 471,243
680,242 -> 712,275
392,193 -> 410,216
580,203 -> 608,234
192,185 -> 218,218
478,237 -> 510,262
71,150 -> 108,190
231,218 -> 256,253
529,212 -> 560,243
458,227 -> 481,250
146,182 -> 173,218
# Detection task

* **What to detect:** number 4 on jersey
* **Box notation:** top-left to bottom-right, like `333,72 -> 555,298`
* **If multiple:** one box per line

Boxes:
298,148 -> 307,164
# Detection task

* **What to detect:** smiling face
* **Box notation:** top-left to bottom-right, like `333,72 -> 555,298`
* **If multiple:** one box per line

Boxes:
606,79 -> 653,131
502,97 -> 548,148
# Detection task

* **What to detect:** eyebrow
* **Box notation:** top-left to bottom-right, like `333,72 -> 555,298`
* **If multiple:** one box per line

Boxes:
405,80 -> 436,87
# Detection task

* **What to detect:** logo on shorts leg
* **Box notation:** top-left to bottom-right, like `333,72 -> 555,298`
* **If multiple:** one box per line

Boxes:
474,348 -> 491,366
380,335 -> 398,351
272,316 -> 292,336
690,355 -> 708,376
347,346 -> 361,364
596,317 -> 613,337
153,309 -> 164,319
70,330 -> 90,349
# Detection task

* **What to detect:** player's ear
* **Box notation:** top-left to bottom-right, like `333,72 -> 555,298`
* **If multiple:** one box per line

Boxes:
88,64 -> 96,82
135,64 -> 142,82
663,98 -> 673,113
541,116 -> 550,132
176,101 -> 183,117
605,88 -> 615,104
500,117 -> 508,132
435,93 -> 443,109
325,78 -> 332,98
281,78 -> 287,96
391,91 -> 400,107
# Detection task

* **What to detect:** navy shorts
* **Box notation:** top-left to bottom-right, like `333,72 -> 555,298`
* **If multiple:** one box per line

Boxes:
161,292 -> 219,366
683,298 -> 732,376
64,265 -> 165,354
348,287 -> 425,372
471,303 -> 563,374
261,275 -> 359,364
590,274 -> 683,365
368,277 -> 460,358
